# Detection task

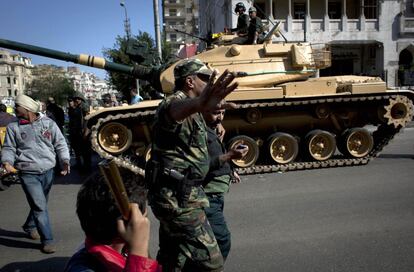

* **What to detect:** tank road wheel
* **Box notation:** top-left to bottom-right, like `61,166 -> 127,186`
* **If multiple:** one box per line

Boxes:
228,135 -> 259,168
305,130 -> 336,161
267,133 -> 299,164
98,122 -> 132,155
382,96 -> 414,128
339,128 -> 373,158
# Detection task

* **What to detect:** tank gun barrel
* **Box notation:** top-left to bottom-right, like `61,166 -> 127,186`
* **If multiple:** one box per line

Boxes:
0,38 -> 135,75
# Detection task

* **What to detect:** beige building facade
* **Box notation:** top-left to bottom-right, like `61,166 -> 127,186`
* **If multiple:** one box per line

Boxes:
199,0 -> 414,87
0,49 -> 33,101
163,0 -> 200,51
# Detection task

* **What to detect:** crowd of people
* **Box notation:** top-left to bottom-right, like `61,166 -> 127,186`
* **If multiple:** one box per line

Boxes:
0,58 -> 245,271
0,2 -> 261,270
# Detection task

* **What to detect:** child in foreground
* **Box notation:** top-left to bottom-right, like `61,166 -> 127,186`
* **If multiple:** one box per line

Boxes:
64,170 -> 162,272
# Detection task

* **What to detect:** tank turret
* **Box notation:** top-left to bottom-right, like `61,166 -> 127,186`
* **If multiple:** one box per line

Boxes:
1,37 -> 413,177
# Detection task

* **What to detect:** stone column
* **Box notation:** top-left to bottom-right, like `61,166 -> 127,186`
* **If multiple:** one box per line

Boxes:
341,0 -> 348,31
305,0 -> 311,40
287,0 -> 293,32
324,0 -> 329,31
360,0 -> 366,31
267,0 -> 274,19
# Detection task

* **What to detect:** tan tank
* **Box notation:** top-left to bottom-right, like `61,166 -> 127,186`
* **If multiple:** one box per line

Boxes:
86,32 -> 414,176
1,35 -> 412,176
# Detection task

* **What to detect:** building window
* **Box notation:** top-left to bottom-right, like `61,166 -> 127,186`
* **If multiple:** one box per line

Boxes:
170,34 -> 177,42
328,1 -> 341,19
0,54 -> 3,58
169,0 -> 177,3
8,89 -> 11,96
363,0 -> 378,19
170,21 -> 176,26
169,8 -> 177,16
13,78 -> 17,84
14,89 -> 18,96
187,8 -> 192,13
7,77 -> 10,84
293,3 -> 306,19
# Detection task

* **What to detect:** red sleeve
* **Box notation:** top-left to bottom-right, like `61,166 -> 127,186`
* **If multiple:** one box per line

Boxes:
124,254 -> 162,272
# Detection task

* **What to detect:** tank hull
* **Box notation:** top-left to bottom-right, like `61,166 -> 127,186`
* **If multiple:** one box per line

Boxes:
86,86 -> 414,176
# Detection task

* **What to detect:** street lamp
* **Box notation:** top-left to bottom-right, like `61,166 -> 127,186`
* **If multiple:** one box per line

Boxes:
120,1 -> 131,39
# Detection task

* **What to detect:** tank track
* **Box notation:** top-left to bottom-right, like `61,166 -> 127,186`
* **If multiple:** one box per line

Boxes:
90,94 -> 410,176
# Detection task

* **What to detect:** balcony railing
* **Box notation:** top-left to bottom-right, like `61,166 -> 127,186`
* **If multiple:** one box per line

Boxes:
329,19 -> 341,31
311,19 -> 323,31
400,16 -> 414,35
164,0 -> 185,6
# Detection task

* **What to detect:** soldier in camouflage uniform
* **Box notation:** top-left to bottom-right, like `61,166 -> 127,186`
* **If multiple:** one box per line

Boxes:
147,59 -> 238,271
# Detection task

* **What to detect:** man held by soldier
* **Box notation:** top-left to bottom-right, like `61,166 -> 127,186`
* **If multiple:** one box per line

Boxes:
202,108 -> 248,261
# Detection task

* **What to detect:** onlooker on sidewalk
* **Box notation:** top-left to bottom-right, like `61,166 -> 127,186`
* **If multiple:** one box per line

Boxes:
68,94 -> 91,172
64,169 -> 161,272
46,97 -> 65,132
0,103 -> 17,148
1,94 -> 70,254
130,88 -> 143,105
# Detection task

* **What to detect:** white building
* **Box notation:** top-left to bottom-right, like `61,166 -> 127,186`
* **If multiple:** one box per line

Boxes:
199,0 -> 414,87
163,0 -> 200,52
0,49 -> 33,101
66,66 -> 116,101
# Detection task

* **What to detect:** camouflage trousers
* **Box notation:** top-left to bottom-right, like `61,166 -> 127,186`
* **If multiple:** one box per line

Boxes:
152,205 -> 224,272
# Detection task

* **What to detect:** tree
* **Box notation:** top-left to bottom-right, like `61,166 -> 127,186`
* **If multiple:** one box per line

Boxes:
103,31 -> 175,101
26,66 -> 75,106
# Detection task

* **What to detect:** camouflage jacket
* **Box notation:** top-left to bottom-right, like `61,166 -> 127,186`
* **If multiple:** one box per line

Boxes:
150,91 -> 210,209
151,90 -> 210,176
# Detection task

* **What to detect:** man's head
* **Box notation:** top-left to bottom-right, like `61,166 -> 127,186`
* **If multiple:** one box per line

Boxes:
67,97 -> 75,108
76,168 -> 147,245
47,97 -> 55,105
0,104 -> 7,113
174,58 -> 213,97
73,92 -> 86,107
249,7 -> 257,18
235,2 -> 246,14
14,94 -> 40,119
203,109 -> 225,130
130,88 -> 138,96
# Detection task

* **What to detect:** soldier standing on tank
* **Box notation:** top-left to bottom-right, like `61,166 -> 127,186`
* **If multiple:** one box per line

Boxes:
246,7 -> 264,45
147,59 -> 238,271
226,2 -> 250,37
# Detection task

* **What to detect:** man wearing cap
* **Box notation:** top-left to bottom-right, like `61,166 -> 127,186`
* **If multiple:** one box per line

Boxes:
147,59 -> 238,271
1,94 -> 70,254
246,7 -> 264,44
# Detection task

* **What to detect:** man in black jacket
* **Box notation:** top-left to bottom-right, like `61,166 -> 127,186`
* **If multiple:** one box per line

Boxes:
202,109 -> 248,261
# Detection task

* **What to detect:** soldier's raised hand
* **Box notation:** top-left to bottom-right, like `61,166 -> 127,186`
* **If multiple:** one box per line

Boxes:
198,69 -> 238,111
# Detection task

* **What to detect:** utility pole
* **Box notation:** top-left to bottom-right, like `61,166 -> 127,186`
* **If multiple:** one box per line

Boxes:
153,0 -> 162,62
120,1 -> 131,39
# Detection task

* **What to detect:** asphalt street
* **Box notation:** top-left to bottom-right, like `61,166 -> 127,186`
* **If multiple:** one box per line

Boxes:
0,127 -> 413,272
